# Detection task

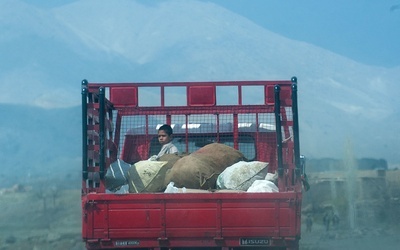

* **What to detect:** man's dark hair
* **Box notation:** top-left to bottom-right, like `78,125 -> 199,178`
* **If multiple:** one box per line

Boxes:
158,124 -> 173,136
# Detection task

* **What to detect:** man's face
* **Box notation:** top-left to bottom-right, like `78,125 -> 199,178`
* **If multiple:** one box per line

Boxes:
158,130 -> 171,145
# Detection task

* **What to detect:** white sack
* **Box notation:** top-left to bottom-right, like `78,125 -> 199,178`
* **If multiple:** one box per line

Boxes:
265,171 -> 278,182
247,180 -> 279,193
216,161 -> 268,191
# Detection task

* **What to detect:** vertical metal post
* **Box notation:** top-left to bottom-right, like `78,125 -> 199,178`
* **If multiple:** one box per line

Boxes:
99,87 -> 106,179
274,85 -> 283,176
291,76 -> 301,176
233,113 -> 239,149
81,79 -> 88,180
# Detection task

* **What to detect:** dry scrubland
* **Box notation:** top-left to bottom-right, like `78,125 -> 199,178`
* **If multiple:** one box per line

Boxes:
0,187 -> 85,250
1,171 -> 400,249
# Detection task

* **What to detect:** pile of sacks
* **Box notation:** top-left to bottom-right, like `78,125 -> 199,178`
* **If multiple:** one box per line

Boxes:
105,143 -> 278,194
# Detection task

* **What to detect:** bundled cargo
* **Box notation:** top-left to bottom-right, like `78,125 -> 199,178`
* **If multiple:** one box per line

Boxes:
104,159 -> 131,192
127,154 -> 181,193
216,161 -> 269,191
247,180 -> 279,192
164,143 -> 246,189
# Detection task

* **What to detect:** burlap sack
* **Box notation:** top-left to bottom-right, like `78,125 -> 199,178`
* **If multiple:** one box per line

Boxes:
158,154 -> 181,170
127,154 -> 182,193
164,143 -> 246,189
158,154 -> 182,191
127,160 -> 168,193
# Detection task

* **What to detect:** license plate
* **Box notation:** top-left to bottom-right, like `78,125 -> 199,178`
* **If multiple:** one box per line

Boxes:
115,240 -> 140,246
240,238 -> 270,246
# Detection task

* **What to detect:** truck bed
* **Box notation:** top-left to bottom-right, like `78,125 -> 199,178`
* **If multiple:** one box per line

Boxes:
81,78 -> 303,250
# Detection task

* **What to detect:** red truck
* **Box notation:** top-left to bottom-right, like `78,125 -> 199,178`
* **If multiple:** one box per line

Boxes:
81,77 -> 306,250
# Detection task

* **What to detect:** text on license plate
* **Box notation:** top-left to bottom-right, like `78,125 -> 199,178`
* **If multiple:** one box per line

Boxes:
240,238 -> 270,246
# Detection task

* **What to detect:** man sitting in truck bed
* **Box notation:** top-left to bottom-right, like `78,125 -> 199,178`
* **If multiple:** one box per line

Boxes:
149,124 -> 179,160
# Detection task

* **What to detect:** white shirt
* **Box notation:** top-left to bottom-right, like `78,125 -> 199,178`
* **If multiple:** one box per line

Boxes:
156,142 -> 179,159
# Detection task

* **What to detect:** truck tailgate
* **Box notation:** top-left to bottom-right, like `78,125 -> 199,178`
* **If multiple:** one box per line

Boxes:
83,192 -> 301,249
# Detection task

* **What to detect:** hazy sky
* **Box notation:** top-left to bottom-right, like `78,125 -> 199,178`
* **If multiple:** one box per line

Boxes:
202,0 -> 400,68
24,0 -> 400,68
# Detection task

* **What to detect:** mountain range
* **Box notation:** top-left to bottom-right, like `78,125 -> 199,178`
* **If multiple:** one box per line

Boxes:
1,0 -> 399,187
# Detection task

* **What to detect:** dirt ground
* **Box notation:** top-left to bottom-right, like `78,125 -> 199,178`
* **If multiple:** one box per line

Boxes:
0,187 -> 85,250
300,220 -> 400,250
1,186 -> 399,250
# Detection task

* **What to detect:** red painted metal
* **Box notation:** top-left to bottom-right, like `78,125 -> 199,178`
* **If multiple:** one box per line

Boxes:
110,86 -> 138,107
82,79 -> 303,250
187,85 -> 216,106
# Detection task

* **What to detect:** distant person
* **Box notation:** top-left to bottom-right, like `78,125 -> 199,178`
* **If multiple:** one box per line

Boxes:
149,124 -> 179,160
306,214 -> 313,232
332,213 -> 340,230
323,211 -> 333,231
